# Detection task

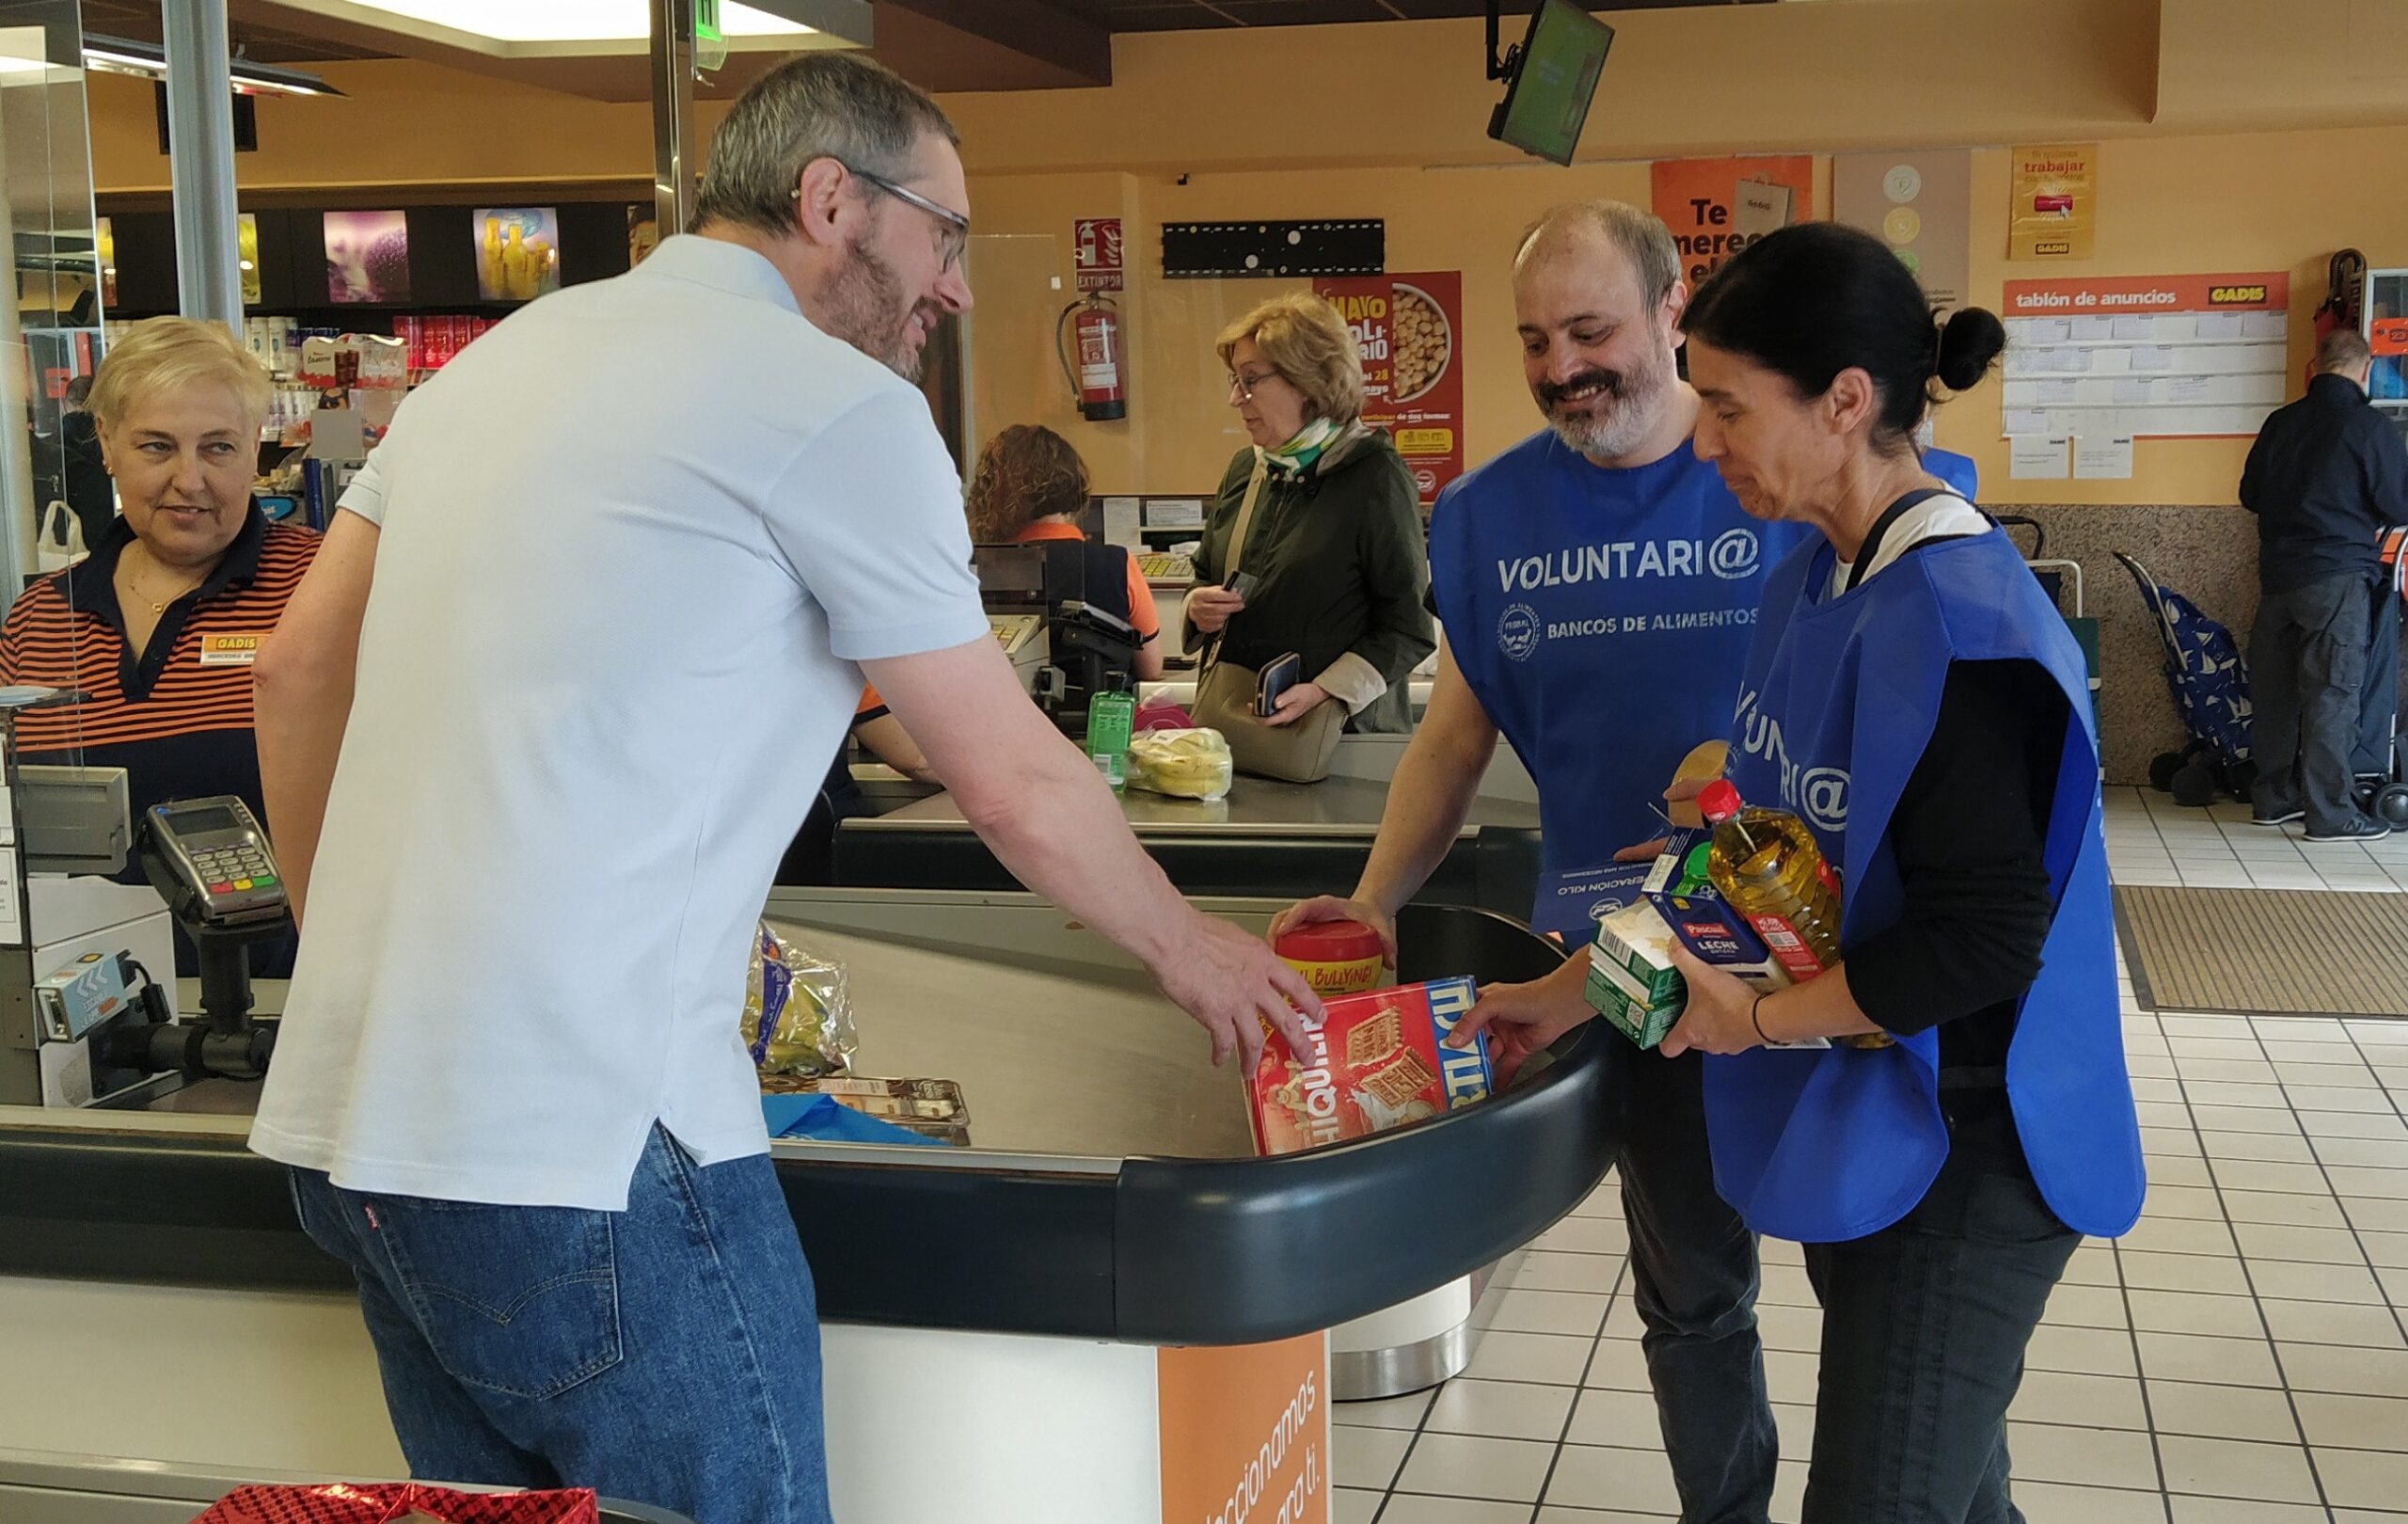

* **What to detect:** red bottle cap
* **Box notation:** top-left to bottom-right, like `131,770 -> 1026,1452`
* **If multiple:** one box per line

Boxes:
1696,779 -> 1742,824
1275,920 -> 1386,965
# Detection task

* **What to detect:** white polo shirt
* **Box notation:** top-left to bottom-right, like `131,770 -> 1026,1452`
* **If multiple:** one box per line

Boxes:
250,236 -> 987,1210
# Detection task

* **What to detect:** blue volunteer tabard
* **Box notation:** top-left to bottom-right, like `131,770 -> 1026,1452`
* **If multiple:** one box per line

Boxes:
1710,527 -> 2145,1244
1430,428 -> 1814,874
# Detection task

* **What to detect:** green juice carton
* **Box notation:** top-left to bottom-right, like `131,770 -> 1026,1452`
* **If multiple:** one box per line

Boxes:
1085,678 -> 1134,790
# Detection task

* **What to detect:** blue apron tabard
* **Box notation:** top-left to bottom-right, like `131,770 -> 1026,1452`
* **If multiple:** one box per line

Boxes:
1709,528 -> 2145,1244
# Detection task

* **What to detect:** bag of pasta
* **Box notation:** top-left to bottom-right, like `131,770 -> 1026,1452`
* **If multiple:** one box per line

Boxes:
744,922 -> 855,1076
1126,727 -> 1234,802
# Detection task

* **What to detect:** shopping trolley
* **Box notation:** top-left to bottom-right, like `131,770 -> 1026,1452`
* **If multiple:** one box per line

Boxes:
2114,551 -> 2256,807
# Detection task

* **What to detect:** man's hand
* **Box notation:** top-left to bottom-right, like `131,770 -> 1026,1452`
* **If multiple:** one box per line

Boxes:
867,636 -> 1321,1076
1657,940 -> 1761,1058
1262,680 -> 1330,728
1188,587 -> 1247,635
1265,896 -> 1397,968
1443,952 -> 1597,1087
1152,913 -> 1323,1072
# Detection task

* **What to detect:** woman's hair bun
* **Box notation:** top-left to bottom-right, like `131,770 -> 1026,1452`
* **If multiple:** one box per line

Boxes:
1935,308 -> 2007,393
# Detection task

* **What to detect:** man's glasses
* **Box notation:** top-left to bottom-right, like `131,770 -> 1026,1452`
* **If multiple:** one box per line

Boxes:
795,162 -> 969,273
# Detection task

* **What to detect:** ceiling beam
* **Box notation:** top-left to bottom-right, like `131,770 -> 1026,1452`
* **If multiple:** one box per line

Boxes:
877,0 -> 1111,88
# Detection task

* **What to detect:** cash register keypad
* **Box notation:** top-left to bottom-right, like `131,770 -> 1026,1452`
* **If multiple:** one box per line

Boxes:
196,844 -> 277,895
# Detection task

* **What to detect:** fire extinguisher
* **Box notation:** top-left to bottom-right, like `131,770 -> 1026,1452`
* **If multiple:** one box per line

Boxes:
1056,294 -> 1127,422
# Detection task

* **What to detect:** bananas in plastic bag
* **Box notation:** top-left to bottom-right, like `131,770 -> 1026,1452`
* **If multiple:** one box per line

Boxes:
743,922 -> 855,1076
1126,727 -> 1234,802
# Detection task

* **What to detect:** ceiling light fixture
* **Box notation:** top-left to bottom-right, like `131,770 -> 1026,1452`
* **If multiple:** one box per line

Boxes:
81,36 -> 345,97
308,1 -> 811,45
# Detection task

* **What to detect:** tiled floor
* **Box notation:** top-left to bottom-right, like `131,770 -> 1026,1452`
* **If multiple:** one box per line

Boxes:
2108,786 -> 2408,893
1333,786 -> 2408,1522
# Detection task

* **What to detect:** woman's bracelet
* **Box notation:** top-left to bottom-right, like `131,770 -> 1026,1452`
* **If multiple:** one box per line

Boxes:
1750,992 -> 1770,1045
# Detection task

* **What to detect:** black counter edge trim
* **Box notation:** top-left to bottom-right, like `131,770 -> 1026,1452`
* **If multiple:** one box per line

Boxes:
1110,1019 -> 1620,1345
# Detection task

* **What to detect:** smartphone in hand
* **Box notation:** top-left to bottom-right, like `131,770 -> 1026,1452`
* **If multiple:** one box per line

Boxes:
1255,652 -> 1303,716
1224,570 -> 1261,601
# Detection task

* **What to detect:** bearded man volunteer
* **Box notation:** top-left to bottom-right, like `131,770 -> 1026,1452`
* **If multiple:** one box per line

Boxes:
250,55 -> 1316,1524
1275,201 -> 1807,1524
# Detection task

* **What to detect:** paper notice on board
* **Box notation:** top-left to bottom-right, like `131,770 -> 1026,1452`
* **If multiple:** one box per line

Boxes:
1734,180 -> 1795,242
2020,318 -> 2072,345
2112,316 -> 2155,341
2195,312 -> 2245,340
2004,408 -> 2052,437
2074,435 -> 2135,480
1145,498 -> 1206,531
2071,316 -> 2115,341
1101,497 -> 1143,549
2011,436 -> 2072,479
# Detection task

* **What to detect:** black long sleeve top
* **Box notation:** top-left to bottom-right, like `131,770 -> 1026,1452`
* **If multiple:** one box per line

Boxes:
1844,657 -> 2071,1165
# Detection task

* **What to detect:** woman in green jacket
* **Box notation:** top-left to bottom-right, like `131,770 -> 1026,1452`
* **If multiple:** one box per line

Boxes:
1185,292 -> 1436,734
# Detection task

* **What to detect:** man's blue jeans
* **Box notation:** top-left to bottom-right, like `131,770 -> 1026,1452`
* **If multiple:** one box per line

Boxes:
289,1126 -> 832,1524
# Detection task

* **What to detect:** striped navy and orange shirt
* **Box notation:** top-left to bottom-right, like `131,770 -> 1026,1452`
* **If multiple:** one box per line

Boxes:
0,509 -> 318,878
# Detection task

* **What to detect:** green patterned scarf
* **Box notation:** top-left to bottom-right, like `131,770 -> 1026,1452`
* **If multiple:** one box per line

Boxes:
1260,415 -> 1341,477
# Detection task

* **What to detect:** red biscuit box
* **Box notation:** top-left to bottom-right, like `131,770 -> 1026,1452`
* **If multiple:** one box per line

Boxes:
1248,976 -> 1492,1156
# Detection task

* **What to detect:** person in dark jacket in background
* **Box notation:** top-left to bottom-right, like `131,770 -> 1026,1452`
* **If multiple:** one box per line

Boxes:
2242,327 -> 2408,841
59,373 -> 116,553
1185,292 -> 1434,734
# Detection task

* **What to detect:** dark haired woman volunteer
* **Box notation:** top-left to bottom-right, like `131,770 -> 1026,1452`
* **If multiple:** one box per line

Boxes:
1670,223 -> 2139,1520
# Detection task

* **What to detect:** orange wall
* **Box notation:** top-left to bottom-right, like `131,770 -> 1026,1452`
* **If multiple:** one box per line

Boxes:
938,0 -> 2162,174
89,67 -> 665,195
963,123 -> 2408,505
83,2 -> 2408,506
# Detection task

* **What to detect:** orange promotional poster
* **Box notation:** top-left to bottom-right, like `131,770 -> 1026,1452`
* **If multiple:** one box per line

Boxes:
2008,144 -> 2099,261
1314,271 -> 1465,504
1650,156 -> 1815,288
1160,1336 -> 1329,1524
2373,318 -> 2408,358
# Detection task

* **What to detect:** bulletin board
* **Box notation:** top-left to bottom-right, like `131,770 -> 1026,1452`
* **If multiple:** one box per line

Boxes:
2000,273 -> 2290,439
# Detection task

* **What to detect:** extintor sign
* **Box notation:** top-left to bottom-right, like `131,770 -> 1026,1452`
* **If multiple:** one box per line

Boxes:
1074,218 -> 1124,293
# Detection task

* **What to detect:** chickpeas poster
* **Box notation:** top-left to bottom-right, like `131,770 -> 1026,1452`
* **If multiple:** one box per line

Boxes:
1650,156 -> 1816,288
1313,271 -> 1465,504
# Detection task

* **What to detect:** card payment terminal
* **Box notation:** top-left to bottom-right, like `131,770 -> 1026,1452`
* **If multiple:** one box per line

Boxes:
140,798 -> 287,928
131,797 -> 291,1081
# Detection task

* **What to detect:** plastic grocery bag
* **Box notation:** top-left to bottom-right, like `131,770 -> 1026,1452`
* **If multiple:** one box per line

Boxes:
191,1483 -> 601,1524
743,922 -> 855,1076
1126,727 -> 1234,802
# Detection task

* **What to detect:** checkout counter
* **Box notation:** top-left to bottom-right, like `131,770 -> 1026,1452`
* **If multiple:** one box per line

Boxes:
844,544 -> 1541,908
0,612 -> 1615,1520
2,873 -> 1618,1523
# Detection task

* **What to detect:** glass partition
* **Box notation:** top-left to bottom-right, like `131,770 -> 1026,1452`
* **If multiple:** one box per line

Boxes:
0,1 -> 103,798
0,4 -> 102,605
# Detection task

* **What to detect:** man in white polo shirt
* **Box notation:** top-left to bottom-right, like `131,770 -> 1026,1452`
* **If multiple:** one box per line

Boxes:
249,55 -> 1316,1524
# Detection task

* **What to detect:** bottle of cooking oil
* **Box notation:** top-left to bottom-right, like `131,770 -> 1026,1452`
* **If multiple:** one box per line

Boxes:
1695,780 -> 1893,1051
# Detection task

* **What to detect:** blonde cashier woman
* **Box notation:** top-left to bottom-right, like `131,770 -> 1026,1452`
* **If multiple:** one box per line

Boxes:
1456,223 -> 2142,1524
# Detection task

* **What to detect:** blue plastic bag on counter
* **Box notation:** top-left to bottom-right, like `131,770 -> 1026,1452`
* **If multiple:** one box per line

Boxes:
761,1093 -> 943,1148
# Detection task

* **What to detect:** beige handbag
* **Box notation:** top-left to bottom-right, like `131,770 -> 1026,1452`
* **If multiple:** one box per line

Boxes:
1191,458 -> 1344,784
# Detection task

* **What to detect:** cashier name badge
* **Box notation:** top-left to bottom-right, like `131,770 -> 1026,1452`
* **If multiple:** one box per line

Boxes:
198,633 -> 263,667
